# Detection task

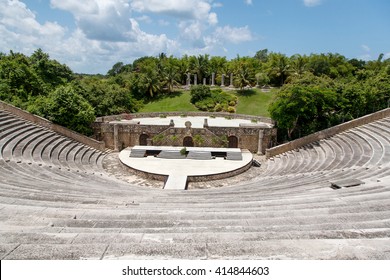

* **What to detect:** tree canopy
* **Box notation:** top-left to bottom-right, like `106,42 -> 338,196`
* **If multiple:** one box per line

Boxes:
1,49 -> 389,140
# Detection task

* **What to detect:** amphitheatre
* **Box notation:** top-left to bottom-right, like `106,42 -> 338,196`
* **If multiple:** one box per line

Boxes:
1,99 -> 390,260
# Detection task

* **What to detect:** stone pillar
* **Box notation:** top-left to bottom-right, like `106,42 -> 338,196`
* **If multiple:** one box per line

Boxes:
203,78 -> 206,85
211,73 -> 215,86
194,74 -> 197,85
229,73 -> 234,88
203,118 -> 209,128
257,130 -> 264,155
114,124 -> 119,151
221,74 -> 225,87
186,73 -> 191,87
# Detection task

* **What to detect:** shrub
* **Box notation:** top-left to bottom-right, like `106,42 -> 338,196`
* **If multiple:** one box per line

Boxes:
193,134 -> 204,146
45,86 -> 95,135
190,85 -> 211,103
180,147 -> 187,155
227,106 -> 236,113
152,134 -> 164,144
214,103 -> 223,112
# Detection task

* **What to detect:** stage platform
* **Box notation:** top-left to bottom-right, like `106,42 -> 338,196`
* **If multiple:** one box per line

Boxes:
119,146 -> 253,190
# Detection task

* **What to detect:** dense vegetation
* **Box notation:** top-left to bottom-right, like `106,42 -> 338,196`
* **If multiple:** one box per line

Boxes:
1,49 -> 389,141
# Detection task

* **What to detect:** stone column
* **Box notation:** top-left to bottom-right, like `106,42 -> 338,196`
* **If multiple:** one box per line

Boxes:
114,124 -> 119,151
211,73 -> 215,86
203,118 -> 209,128
221,74 -> 225,87
229,73 -> 234,88
257,130 -> 264,155
194,74 -> 197,85
203,78 -> 206,85
186,73 -> 191,87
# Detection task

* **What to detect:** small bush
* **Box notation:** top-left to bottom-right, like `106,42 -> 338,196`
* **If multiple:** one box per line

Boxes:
193,134 -> 204,146
214,103 -> 223,112
152,134 -> 164,143
180,147 -> 187,155
227,106 -> 236,113
190,85 -> 211,103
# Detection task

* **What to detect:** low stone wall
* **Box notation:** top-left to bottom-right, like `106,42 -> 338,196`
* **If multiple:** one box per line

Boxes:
0,101 -> 106,151
265,108 -> 390,158
95,111 -> 274,125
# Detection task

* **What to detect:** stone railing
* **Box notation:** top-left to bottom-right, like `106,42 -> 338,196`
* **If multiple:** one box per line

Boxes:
0,101 -> 106,151
265,108 -> 390,158
95,111 -> 274,125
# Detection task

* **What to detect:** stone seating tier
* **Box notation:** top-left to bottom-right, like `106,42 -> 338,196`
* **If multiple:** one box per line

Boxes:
0,109 -> 390,259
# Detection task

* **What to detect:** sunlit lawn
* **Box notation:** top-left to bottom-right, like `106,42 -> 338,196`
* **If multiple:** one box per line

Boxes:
233,88 -> 275,117
139,88 -> 275,117
139,91 -> 198,112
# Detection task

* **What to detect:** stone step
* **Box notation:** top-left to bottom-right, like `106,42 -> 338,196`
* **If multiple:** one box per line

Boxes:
2,238 -> 389,259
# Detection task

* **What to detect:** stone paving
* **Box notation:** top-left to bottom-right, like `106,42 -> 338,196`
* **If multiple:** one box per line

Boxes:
103,152 -> 266,190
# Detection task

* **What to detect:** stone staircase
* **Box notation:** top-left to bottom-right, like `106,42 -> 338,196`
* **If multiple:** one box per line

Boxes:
0,109 -> 390,259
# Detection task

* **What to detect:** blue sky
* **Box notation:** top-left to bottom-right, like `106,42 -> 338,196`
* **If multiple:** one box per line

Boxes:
0,0 -> 389,74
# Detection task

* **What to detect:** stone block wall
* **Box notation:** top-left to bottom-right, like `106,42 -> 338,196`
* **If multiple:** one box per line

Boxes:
93,120 -> 277,154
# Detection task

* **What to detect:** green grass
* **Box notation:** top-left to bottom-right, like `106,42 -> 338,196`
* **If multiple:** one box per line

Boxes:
139,91 -> 198,112
233,88 -> 275,117
139,88 -> 276,117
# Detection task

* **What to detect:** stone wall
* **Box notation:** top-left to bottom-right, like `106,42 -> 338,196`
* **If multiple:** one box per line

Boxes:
265,108 -> 390,158
93,119 -> 277,154
0,101 -> 106,151
95,111 -> 274,125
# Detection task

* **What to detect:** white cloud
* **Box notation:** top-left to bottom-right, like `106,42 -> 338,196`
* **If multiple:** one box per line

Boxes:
158,19 -> 170,26
136,15 -> 152,24
50,0 -> 99,14
384,53 -> 390,60
51,0 -> 133,42
361,44 -> 370,52
245,0 -> 253,5
130,0 -> 213,21
303,0 -> 322,7
0,0 -> 255,73
213,25 -> 253,44
0,0 -> 66,52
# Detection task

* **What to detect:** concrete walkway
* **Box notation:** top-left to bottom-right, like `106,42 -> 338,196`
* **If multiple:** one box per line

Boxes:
117,116 -> 272,128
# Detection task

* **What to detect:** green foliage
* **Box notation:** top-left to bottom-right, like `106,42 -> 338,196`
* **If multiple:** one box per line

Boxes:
2,48 -> 390,142
152,134 -> 165,144
190,85 -> 211,103
45,86 -> 95,135
180,147 -> 187,155
191,87 -> 237,113
193,134 -> 204,146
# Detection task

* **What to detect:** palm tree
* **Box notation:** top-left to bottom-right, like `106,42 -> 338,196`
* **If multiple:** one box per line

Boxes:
162,63 -> 180,93
290,54 -> 308,77
269,53 -> 291,86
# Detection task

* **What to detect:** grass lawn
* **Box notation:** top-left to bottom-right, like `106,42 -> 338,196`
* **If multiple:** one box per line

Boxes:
139,88 -> 276,117
139,91 -> 198,112
233,88 -> 275,117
